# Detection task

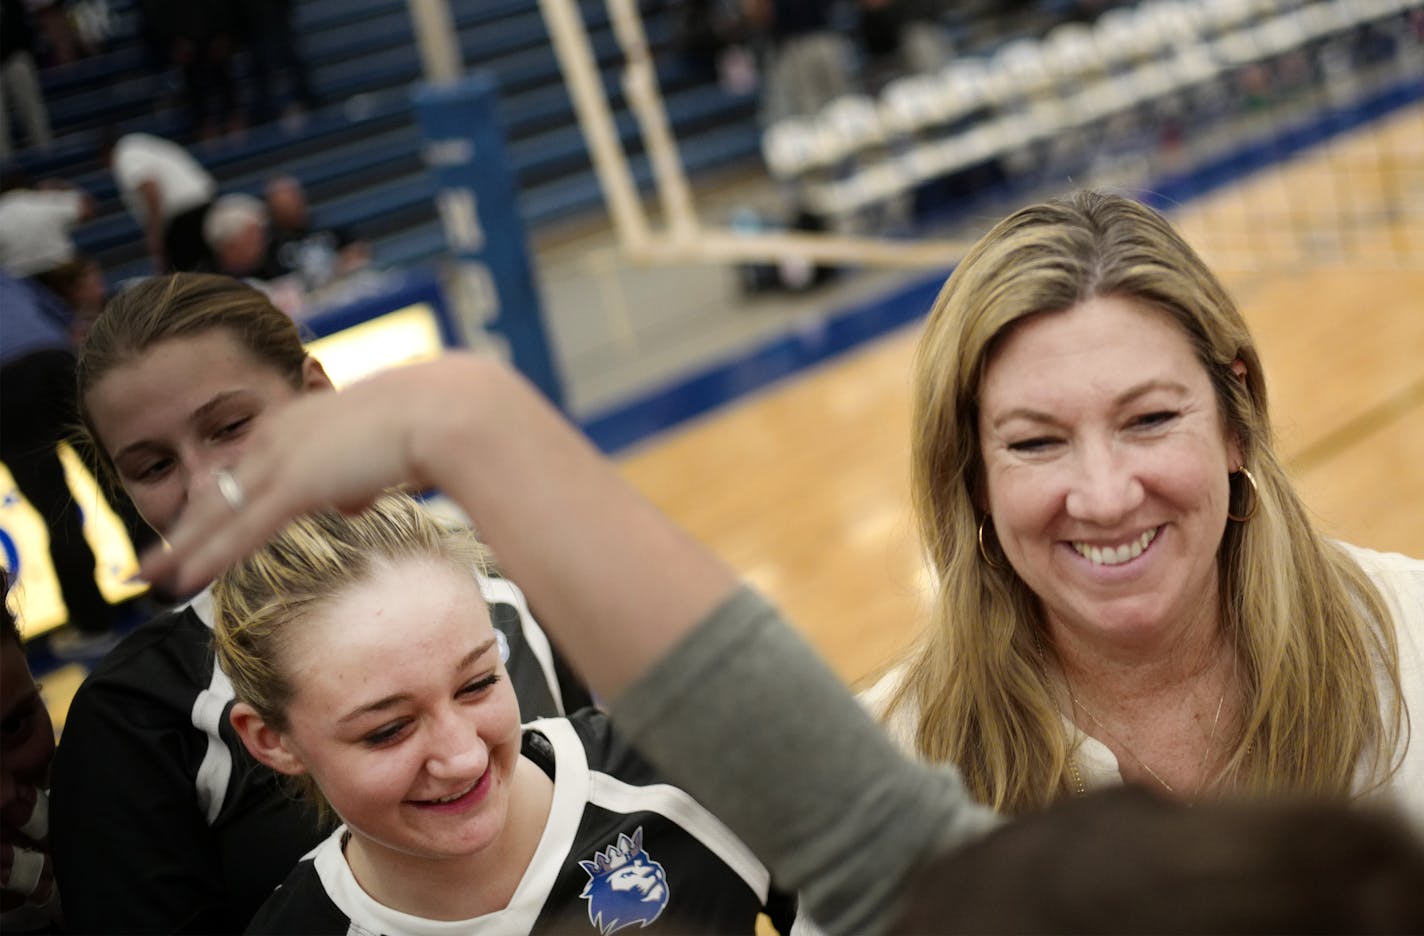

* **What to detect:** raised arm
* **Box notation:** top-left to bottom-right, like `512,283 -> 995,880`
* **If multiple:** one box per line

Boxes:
148,353 -> 735,697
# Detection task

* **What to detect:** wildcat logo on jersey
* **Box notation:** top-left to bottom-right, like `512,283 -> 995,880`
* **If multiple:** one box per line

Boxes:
577,826 -> 669,934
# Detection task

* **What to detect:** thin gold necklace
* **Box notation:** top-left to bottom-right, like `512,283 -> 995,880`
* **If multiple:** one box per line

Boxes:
1067,682 -> 1227,798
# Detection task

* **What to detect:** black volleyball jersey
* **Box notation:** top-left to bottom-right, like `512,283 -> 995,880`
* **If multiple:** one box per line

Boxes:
247,710 -> 799,934
50,575 -> 589,935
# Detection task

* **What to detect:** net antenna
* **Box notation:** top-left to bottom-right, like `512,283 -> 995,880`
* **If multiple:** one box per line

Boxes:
540,0 -> 973,269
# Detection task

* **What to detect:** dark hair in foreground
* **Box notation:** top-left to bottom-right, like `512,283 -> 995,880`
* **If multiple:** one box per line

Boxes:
894,787 -> 1424,934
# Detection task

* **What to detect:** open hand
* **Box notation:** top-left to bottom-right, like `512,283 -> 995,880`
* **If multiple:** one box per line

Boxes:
141,354 -> 499,593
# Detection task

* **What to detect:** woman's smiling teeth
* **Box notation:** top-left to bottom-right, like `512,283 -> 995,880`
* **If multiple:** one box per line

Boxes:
1072,527 -> 1159,566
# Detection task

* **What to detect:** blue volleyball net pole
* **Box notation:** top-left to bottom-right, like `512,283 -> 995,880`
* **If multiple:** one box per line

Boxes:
406,0 -> 566,408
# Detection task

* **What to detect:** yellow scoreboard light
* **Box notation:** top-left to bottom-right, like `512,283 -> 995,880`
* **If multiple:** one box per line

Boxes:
1,446 -> 146,640
305,301 -> 447,387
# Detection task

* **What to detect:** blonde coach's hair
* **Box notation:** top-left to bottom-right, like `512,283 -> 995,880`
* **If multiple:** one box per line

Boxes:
212,493 -> 493,818
888,190 -> 1403,814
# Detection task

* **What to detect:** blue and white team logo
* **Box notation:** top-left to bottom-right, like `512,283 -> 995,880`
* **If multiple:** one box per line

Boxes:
578,826 -> 669,934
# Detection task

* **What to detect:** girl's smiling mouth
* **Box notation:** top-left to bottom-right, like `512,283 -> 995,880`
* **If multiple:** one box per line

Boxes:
408,771 -> 490,811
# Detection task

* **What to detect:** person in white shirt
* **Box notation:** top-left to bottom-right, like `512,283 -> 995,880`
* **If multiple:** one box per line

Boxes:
0,176 -> 90,280
107,131 -> 217,272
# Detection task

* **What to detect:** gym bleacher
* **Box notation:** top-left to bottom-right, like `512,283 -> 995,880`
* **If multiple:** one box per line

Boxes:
18,0 -> 1418,294
761,0 -> 1422,233
12,0 -> 765,285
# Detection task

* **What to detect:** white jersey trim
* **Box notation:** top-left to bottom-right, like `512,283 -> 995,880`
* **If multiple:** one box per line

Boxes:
292,718 -> 771,931
501,719 -> 587,925
591,772 -> 770,901
187,588 -> 235,824
583,773 -> 769,900
312,830 -> 478,936
479,575 -> 565,713
531,718 -> 771,900
305,722 -> 590,935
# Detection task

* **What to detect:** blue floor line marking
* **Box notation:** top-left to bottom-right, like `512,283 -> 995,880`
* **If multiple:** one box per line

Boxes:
579,76 -> 1424,455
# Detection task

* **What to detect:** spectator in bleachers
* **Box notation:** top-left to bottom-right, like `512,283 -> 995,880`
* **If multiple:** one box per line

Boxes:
132,0 -> 179,90
206,184 -> 372,291
265,175 -> 371,288
0,170 -> 104,332
149,0 -> 243,140
204,193 -> 281,281
741,0 -> 865,270
0,0 -> 53,158
743,0 -> 859,123
234,0 -> 314,126
0,271 -> 128,661
857,0 -> 952,87
676,0 -> 755,90
107,130 -> 217,273
26,0 -> 93,66
0,171 -> 94,280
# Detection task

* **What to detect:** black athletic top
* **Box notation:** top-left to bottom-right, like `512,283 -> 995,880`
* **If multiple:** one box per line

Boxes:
247,710 -> 798,935
50,576 -> 590,934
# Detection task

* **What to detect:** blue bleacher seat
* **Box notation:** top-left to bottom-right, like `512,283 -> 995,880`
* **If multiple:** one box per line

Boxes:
15,0 -> 759,286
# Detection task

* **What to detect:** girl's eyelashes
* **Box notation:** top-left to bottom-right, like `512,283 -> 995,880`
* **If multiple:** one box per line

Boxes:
211,415 -> 254,442
458,673 -> 501,697
356,675 -> 501,748
128,456 -> 174,483
361,719 -> 411,748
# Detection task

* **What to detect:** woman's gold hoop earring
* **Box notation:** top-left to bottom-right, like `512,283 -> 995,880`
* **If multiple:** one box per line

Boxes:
1228,466 -> 1259,522
978,516 -> 1005,568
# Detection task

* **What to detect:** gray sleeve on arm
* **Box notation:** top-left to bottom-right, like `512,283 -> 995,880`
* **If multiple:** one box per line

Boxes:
609,585 -> 1000,935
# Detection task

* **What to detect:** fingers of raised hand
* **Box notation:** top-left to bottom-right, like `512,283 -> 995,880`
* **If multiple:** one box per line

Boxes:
141,443 -> 287,593
139,395 -> 393,591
